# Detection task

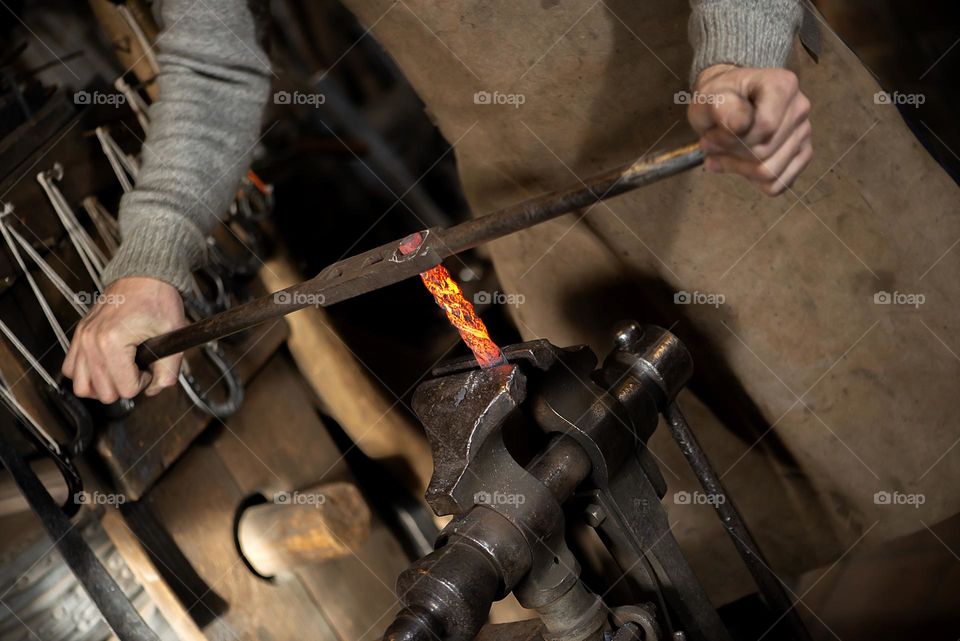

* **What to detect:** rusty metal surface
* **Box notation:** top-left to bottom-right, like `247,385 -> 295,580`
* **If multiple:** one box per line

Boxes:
474,620 -> 546,641
413,364 -> 527,516
135,145 -> 704,366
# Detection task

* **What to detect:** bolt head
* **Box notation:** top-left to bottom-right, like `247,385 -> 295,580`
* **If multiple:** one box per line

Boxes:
613,321 -> 643,352
584,503 -> 606,527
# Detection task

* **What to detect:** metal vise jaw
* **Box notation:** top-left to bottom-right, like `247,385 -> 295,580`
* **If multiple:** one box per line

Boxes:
384,323 -> 733,641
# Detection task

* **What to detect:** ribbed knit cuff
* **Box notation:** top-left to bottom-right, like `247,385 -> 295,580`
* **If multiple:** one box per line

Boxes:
689,1 -> 803,84
101,208 -> 207,293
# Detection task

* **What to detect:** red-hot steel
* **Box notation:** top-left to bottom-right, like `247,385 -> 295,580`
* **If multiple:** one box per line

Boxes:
400,232 -> 506,368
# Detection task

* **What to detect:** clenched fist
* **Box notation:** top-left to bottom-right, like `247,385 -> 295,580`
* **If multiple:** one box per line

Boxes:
687,64 -> 813,196
62,277 -> 187,403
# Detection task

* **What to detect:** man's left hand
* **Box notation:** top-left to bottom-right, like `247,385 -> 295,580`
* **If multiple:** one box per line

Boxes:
687,64 -> 813,196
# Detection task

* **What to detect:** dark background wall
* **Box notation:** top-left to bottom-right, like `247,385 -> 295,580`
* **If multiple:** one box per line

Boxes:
813,0 -> 960,180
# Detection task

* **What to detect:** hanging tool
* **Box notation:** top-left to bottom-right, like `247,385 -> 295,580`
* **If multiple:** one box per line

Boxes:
1,199 -> 140,424
114,76 -> 151,133
37,164 -> 106,290
0,421 -> 160,641
0,204 -> 94,456
0,206 -> 91,516
136,143 -> 704,367
82,195 -> 120,255
0,364 -> 84,517
84,137 -> 245,418
95,126 -> 139,193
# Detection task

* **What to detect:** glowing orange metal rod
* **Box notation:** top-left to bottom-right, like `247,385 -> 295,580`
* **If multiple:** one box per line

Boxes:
399,233 -> 506,368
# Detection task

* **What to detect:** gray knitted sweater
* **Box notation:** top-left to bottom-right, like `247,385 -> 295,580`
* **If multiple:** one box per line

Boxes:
101,0 -> 803,292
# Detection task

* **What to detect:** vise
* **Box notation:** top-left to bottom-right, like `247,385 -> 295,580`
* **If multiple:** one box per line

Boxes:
384,322 -> 810,641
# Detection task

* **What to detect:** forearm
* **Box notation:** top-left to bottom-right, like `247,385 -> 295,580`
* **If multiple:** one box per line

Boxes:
102,0 -> 272,292
688,0 -> 803,82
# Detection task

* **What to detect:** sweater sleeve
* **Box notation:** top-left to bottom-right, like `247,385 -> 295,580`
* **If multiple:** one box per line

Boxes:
688,0 -> 804,83
101,0 -> 272,292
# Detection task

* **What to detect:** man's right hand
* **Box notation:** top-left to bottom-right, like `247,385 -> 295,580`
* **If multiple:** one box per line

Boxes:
62,277 -> 187,404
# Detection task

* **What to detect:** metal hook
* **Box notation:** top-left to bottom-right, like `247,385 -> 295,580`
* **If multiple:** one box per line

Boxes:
114,76 -> 151,133
91,126 -> 246,418
36,165 -> 105,291
81,196 -> 120,256
0,203 -> 116,428
0,204 -> 73,351
94,127 -> 139,194
178,340 -> 244,418
0,375 -> 83,517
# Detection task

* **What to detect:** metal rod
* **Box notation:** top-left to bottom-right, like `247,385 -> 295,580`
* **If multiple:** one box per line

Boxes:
114,76 -> 151,133
0,205 -> 71,351
8,226 -> 89,316
82,196 -> 121,255
135,143 -> 703,367
0,430 -> 161,641
37,166 -> 106,290
0,374 -> 61,456
663,402 -> 812,641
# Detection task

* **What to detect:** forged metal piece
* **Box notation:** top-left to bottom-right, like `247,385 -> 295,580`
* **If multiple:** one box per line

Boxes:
114,76 -> 151,133
36,165 -> 106,290
135,144 -> 704,367
0,515 -> 169,641
0,201 -> 129,426
0,432 -> 160,641
82,196 -> 121,255
0,204 -> 94,509
115,2 -> 160,75
95,127 -> 139,193
0,369 -> 82,516
53,144 -> 244,418
0,204 -> 74,350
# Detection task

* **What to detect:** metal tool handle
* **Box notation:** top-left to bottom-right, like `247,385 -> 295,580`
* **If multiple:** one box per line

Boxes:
135,143 -> 704,367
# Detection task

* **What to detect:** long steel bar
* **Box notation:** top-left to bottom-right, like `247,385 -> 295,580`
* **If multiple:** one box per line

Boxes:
664,402 -> 812,641
136,143 -> 703,367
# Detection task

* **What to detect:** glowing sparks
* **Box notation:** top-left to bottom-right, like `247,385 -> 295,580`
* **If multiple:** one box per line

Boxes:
399,232 -> 506,368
